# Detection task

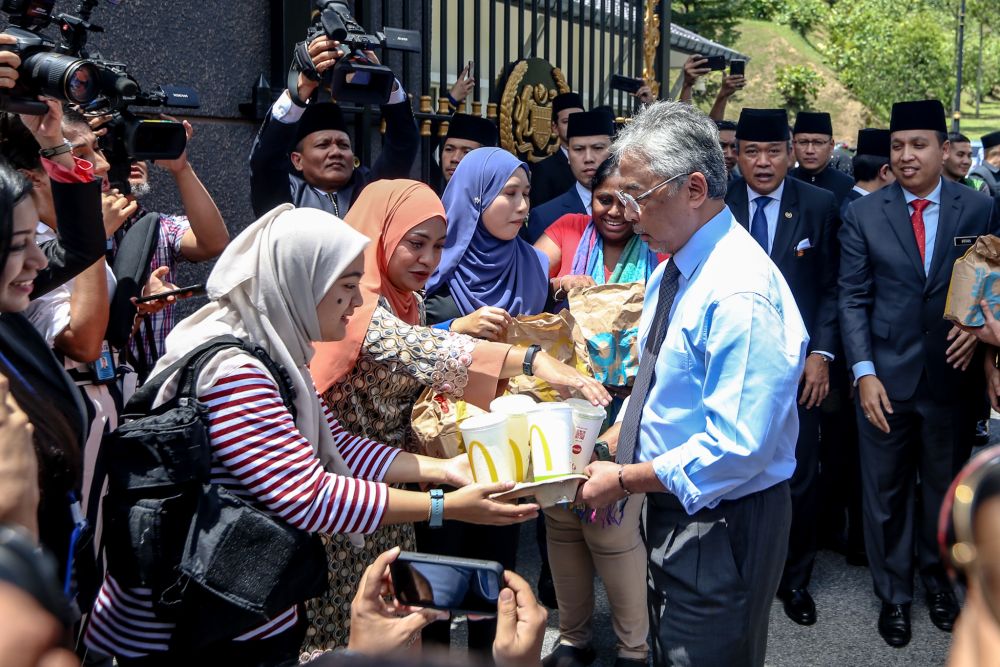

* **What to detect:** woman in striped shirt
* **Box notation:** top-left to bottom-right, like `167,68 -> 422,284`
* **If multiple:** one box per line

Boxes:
85,204 -> 537,666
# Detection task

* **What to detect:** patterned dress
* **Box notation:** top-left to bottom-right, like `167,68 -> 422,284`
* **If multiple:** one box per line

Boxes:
301,297 -> 503,657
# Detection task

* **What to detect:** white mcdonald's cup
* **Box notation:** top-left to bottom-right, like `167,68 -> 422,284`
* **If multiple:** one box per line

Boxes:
459,413 -> 515,483
489,394 -> 536,482
527,403 -> 575,481
565,398 -> 608,473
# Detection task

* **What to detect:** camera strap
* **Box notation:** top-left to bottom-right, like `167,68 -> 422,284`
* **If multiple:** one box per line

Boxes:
288,40 -> 321,107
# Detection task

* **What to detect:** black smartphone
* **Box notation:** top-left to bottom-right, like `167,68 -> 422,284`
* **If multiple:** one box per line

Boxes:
390,551 -> 504,617
703,55 -> 727,71
730,59 -> 746,77
134,283 -> 206,304
466,60 -> 474,78
609,74 -> 644,94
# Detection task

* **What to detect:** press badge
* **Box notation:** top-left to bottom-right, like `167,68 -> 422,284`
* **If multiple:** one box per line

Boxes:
91,341 -> 116,384
954,236 -> 977,247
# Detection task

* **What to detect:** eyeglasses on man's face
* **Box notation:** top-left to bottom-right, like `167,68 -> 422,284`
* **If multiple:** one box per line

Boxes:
615,172 -> 690,219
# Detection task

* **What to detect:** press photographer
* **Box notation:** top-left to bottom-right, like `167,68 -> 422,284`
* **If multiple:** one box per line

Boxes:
249,3 -> 419,219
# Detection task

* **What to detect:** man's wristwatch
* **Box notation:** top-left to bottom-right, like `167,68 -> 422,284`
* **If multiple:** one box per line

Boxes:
428,489 -> 445,528
523,344 -> 542,376
38,140 -> 72,159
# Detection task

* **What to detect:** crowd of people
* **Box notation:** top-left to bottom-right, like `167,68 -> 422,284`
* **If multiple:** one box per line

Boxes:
3,26 -> 1000,667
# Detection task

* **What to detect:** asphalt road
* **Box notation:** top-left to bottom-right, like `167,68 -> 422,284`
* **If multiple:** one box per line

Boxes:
449,521 -> 953,667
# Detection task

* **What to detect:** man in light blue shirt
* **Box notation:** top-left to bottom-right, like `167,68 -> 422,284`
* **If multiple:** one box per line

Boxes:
579,101 -> 807,667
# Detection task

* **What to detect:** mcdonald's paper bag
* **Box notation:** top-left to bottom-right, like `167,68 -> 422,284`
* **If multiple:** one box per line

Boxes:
410,387 -> 487,459
944,235 -> 1000,325
567,282 -> 645,387
504,312 -> 591,402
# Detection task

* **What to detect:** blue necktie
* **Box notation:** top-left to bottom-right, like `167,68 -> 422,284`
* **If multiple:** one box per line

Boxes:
750,196 -> 772,252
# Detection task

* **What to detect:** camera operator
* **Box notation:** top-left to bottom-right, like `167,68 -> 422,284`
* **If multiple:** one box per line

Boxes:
249,34 -> 419,218
0,36 -> 106,298
91,113 -> 230,372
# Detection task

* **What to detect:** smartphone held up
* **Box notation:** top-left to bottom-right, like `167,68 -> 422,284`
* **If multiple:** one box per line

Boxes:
390,552 -> 504,618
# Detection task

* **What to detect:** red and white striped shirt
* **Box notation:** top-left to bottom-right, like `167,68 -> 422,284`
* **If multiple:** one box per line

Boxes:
86,364 -> 399,657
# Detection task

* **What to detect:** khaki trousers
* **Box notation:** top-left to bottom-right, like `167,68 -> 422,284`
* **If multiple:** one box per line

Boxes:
544,494 -> 649,660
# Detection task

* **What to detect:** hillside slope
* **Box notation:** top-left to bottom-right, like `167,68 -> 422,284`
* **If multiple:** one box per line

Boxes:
698,20 -> 877,144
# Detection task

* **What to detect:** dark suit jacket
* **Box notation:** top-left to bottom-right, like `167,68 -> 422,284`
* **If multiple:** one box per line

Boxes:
726,176 -> 840,355
250,99 -> 419,218
839,180 -> 1000,402
790,165 -> 855,210
529,149 -> 575,209
524,186 -> 586,244
840,187 -> 864,220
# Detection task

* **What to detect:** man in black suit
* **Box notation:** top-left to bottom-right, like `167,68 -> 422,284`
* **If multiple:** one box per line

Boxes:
817,127 -> 895,572
790,111 -> 855,210
840,99 -> 1000,647
432,113 -> 498,194
528,92 -> 583,208
840,128 -> 895,219
725,108 -> 839,628
524,110 -> 612,243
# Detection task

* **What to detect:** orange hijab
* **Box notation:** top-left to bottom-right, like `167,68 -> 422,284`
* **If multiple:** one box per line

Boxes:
311,180 -> 447,393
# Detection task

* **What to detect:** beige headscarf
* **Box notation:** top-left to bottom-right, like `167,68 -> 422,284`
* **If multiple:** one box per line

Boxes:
151,205 -> 370,535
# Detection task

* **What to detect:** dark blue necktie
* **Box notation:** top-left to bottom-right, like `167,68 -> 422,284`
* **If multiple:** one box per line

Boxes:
750,196 -> 772,252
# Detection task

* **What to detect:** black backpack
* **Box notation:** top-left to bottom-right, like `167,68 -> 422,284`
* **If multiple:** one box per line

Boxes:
98,335 -> 328,650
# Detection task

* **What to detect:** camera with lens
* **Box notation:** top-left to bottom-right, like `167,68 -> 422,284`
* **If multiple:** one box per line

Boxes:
0,0 -> 103,114
292,0 -> 419,106
1,0 -> 200,193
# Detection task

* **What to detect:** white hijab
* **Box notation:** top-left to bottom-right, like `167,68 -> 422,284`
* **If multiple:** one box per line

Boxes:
152,204 -> 370,541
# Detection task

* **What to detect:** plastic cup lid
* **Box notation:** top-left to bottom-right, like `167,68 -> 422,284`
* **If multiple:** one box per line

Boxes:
459,412 -> 508,432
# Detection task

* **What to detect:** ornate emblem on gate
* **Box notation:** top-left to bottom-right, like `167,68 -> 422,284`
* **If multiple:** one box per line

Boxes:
496,58 -> 570,163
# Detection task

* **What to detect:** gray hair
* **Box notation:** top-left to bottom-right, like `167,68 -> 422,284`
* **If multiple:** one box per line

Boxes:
611,101 -> 728,199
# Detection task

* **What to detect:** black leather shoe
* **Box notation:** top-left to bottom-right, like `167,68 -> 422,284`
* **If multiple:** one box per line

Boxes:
542,644 -> 597,667
878,603 -> 911,648
613,658 -> 648,667
927,591 -> 959,632
845,549 -> 868,567
777,588 -> 817,625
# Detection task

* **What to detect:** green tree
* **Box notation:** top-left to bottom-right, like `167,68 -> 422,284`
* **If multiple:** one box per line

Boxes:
776,64 -> 823,112
673,0 -> 742,45
826,0 -> 953,120
779,0 -> 829,36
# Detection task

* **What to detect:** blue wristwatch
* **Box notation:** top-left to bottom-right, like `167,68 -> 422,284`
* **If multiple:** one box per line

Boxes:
429,489 -> 445,528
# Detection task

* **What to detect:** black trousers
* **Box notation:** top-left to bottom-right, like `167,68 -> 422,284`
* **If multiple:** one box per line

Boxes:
856,377 -> 970,605
413,519 -> 520,652
779,403 -> 821,591
818,359 -> 865,554
644,482 -> 791,667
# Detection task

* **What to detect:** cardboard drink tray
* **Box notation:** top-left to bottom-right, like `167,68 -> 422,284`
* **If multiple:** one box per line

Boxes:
490,474 -> 588,507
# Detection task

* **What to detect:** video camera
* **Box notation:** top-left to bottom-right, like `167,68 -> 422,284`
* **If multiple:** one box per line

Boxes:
0,0 -> 199,192
292,0 -> 419,106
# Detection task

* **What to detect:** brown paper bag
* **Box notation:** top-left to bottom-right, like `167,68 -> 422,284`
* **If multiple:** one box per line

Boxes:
567,282 -> 646,387
504,311 -> 591,402
410,387 -> 486,459
944,235 -> 1000,325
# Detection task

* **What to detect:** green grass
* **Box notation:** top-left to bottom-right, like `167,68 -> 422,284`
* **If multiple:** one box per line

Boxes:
957,91 -> 1000,139
687,19 -> 876,143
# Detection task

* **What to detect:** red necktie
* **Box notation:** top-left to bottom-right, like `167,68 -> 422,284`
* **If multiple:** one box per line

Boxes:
910,199 -> 930,264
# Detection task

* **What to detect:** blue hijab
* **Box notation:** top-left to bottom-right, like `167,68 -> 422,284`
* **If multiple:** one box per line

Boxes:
425,147 -> 548,317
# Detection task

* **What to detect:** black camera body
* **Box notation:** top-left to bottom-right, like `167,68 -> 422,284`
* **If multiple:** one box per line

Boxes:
293,0 -> 419,106
1,0 -> 200,193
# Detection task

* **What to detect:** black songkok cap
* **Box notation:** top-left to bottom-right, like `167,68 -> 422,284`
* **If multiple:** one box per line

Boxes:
292,102 -> 348,148
982,131 -> 1000,151
793,111 -> 833,136
566,110 -> 614,139
855,128 -> 891,158
736,108 -> 790,142
552,92 -> 584,115
889,99 -> 947,135
445,114 -> 498,147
